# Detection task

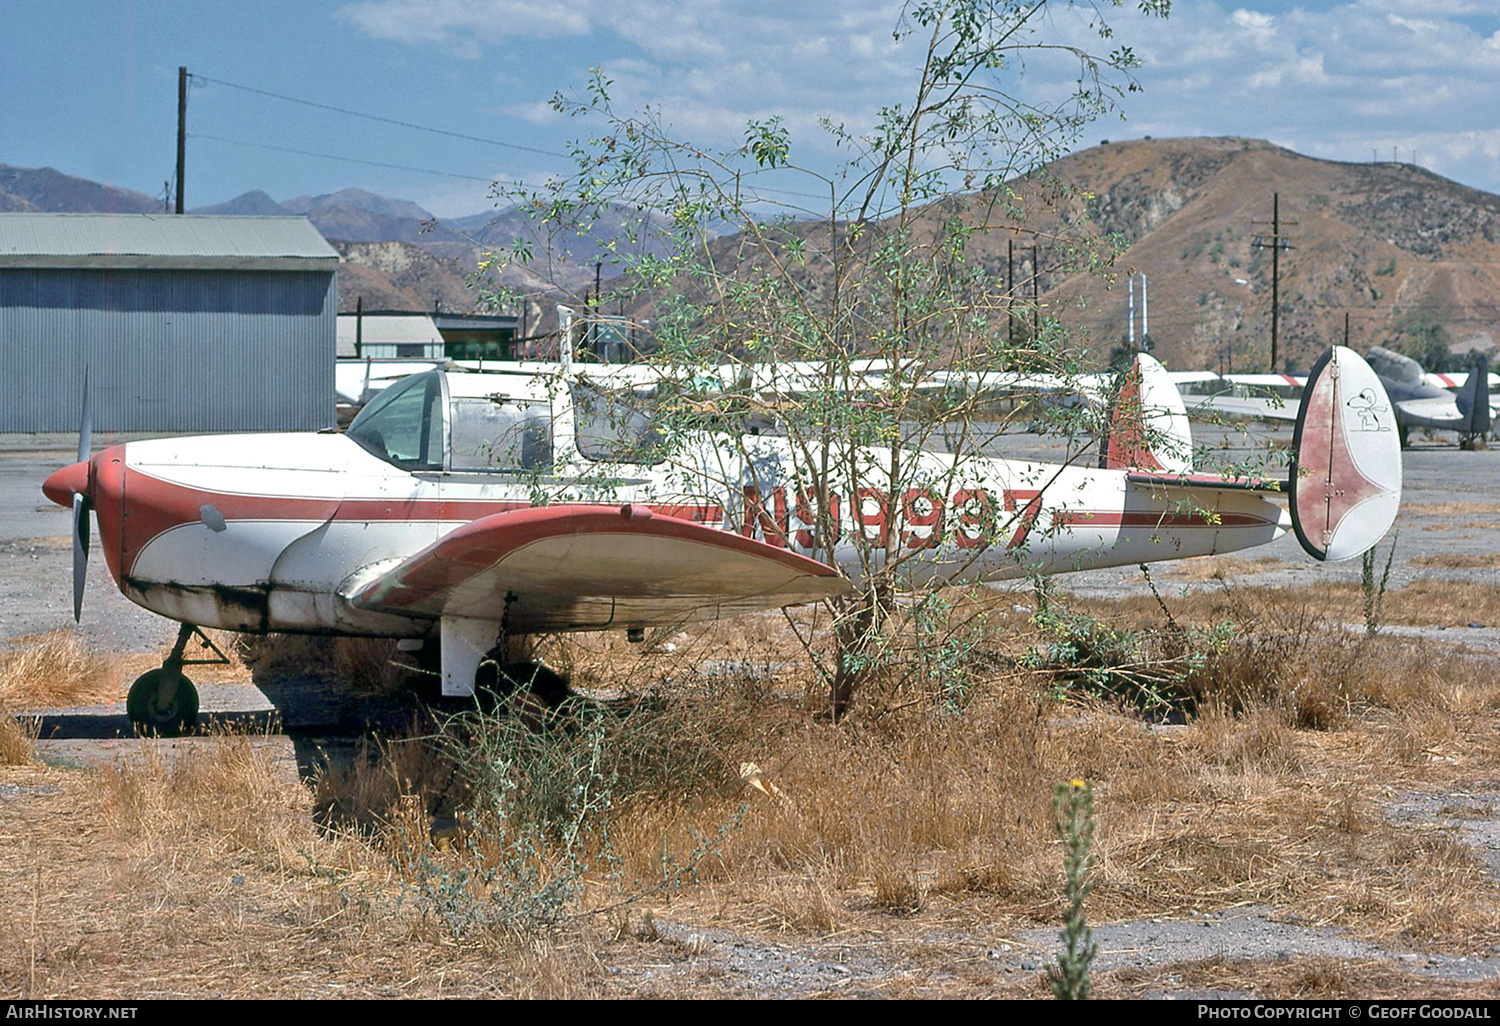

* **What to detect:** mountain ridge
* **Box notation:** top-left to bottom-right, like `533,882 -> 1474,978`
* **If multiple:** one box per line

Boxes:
5,140 -> 1498,369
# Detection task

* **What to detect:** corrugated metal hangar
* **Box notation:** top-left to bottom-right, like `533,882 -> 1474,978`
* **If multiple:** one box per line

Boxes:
0,213 -> 338,432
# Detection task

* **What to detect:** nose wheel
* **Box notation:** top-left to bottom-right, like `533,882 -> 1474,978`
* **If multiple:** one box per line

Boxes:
126,666 -> 200,737
125,623 -> 225,737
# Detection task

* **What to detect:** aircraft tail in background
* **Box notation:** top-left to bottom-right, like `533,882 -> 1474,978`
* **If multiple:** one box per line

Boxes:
1100,353 -> 1194,473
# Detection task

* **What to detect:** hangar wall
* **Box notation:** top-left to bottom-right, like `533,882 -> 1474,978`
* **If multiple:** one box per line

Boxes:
0,214 -> 337,433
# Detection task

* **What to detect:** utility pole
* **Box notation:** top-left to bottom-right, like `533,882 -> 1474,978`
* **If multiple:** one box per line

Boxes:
176,66 -> 187,214
1252,193 -> 1295,371
1007,239 -> 1015,345
1031,244 -> 1040,338
1140,273 -> 1150,352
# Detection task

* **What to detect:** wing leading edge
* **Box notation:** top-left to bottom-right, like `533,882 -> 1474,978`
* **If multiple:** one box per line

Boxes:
345,503 -> 850,631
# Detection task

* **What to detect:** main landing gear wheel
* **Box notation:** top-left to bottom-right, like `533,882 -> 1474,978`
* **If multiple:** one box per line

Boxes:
126,667 -> 200,737
472,657 -> 574,725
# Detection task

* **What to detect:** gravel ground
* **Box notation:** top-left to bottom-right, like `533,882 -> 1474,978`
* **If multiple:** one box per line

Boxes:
5,426 -> 1500,996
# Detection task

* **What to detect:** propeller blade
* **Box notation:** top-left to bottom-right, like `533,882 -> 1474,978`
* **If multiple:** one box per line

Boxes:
72,364 -> 92,621
78,365 -> 91,465
72,493 -> 90,622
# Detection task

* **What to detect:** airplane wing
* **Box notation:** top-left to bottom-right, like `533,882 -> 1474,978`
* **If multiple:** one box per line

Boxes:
1422,371 -> 1500,391
1222,373 -> 1308,388
344,503 -> 850,630
1393,396 -> 1467,429
335,360 -> 446,404
1187,393 -> 1299,421
1166,370 -> 1221,386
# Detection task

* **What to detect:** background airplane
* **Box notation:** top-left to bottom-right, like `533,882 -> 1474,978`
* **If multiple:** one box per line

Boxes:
1190,347 -> 1496,448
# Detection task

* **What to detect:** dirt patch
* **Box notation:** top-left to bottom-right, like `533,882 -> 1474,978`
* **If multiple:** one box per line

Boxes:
1410,554 -> 1500,570
1401,503 -> 1500,518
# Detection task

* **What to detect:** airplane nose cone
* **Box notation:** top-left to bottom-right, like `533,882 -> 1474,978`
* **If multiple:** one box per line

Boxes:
43,460 -> 90,507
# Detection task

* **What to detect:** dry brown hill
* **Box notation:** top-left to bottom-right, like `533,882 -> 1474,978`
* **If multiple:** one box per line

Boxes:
333,240 -> 576,314
334,240 -> 478,313
1025,137 -> 1500,372
611,136 -> 1500,373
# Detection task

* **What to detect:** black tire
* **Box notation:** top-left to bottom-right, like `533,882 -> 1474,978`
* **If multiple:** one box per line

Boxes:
471,657 -> 573,708
126,668 -> 200,737
499,661 -> 573,708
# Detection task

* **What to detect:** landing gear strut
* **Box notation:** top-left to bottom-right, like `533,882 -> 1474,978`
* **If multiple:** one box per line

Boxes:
125,623 -> 226,737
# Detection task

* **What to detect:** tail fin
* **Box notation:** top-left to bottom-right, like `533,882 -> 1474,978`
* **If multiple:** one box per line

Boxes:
1459,351 -> 1491,444
1100,353 -> 1194,473
1289,346 -> 1402,561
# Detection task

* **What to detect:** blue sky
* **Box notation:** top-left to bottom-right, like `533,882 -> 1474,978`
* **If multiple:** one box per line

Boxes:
4,1 -> 1498,218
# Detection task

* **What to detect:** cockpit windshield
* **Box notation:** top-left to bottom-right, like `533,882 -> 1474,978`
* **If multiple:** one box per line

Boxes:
347,371 -> 443,470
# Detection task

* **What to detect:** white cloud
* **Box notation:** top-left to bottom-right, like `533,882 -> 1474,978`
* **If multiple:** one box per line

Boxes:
1096,1 -> 1500,192
338,0 -> 593,52
341,0 -> 1500,196
502,99 -> 560,126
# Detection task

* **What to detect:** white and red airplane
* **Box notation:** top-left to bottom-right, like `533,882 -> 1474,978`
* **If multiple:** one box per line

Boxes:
44,347 -> 1401,736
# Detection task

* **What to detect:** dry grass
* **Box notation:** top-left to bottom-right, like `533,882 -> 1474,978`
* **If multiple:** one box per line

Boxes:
1099,956 -> 1500,1000
0,714 -> 37,765
0,630 -> 115,766
1409,553 -> 1500,570
6,576 -> 1500,997
0,630 -> 120,708
1149,554 -> 1288,582
1067,576 -> 1500,632
1401,502 -> 1500,518
0,738 -> 610,998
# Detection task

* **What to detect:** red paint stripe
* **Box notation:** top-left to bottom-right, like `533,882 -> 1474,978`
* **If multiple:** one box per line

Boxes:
115,466 -> 724,578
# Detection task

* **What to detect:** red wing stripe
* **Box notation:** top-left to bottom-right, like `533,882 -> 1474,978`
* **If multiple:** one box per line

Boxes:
349,504 -> 840,614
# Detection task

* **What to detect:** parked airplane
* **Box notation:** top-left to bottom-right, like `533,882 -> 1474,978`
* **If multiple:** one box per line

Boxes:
44,347 -> 1400,736
1193,347 -> 1495,448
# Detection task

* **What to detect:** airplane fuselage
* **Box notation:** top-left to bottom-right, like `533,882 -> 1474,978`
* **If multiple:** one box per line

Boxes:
61,427 -> 1289,639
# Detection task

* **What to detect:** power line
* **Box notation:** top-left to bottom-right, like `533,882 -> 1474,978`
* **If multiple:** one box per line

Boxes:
192,72 -> 843,204
191,73 -> 571,160
189,133 -> 497,182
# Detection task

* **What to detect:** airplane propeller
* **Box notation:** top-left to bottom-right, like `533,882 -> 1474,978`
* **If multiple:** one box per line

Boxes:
71,368 -> 91,621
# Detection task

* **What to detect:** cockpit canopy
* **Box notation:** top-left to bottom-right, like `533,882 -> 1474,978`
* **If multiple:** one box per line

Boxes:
346,369 -> 665,473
